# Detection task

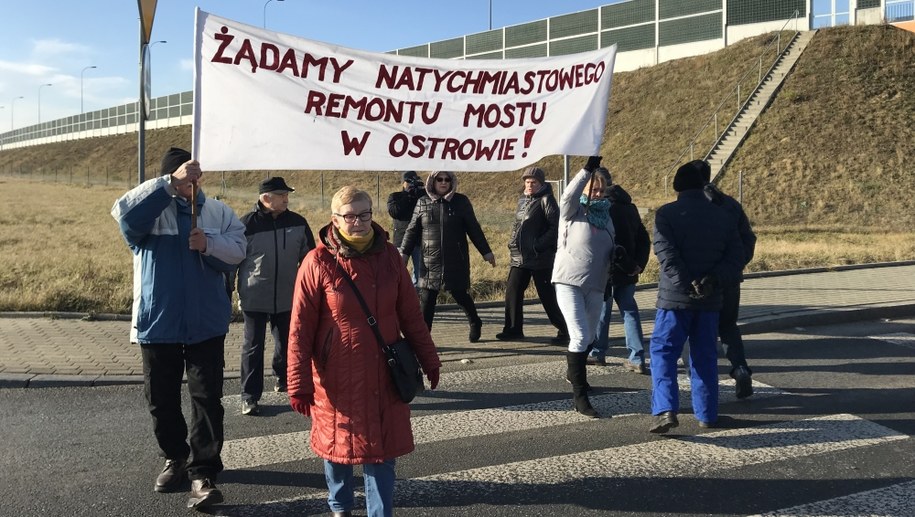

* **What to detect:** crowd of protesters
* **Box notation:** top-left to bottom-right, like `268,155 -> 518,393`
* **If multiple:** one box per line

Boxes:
113,148 -> 754,514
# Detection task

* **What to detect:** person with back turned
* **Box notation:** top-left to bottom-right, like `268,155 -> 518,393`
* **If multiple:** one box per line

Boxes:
648,160 -> 743,434
110,147 -> 246,509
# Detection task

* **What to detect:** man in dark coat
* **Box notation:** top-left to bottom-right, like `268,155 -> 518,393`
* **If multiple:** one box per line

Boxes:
235,177 -> 315,416
386,171 -> 425,286
496,166 -> 568,343
699,161 -> 757,399
400,170 -> 495,342
588,168 -> 651,372
648,160 -> 743,434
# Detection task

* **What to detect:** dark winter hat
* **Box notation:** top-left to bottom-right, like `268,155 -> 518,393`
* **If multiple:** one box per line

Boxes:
160,147 -> 191,176
521,167 -> 545,183
673,160 -> 708,192
259,176 -> 295,194
402,170 -> 419,182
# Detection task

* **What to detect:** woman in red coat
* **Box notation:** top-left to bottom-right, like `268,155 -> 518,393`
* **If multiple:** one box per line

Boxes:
287,186 -> 441,517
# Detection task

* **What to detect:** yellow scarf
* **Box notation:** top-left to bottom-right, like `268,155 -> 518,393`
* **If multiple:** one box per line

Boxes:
338,226 -> 375,253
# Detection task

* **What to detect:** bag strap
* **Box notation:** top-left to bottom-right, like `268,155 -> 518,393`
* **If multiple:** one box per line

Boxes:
336,263 -> 387,350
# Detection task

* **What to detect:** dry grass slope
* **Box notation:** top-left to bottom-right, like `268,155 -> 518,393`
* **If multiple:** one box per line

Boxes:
0,25 -> 912,313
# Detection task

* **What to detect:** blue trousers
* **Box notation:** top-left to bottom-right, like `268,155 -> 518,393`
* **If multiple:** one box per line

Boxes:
591,283 -> 645,364
649,308 -> 720,424
324,459 -> 396,517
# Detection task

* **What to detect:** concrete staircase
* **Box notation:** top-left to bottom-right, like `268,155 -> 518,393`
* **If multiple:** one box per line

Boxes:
705,30 -> 817,181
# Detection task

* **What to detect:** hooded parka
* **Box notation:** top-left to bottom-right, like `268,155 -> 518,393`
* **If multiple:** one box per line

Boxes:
399,171 -> 492,292
287,222 -> 441,464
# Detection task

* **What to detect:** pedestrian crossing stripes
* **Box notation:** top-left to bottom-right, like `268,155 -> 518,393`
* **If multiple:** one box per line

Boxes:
871,332 -> 915,350
230,414 -> 909,516
221,360 -> 783,470
751,479 -> 915,516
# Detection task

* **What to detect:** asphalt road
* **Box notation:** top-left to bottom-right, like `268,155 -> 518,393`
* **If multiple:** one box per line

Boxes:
1,317 -> 913,516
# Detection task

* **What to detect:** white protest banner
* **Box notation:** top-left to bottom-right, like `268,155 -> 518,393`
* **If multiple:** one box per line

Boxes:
193,9 -> 616,172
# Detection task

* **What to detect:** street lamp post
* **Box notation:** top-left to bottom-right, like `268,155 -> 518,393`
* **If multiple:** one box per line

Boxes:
263,0 -> 284,28
38,83 -> 52,124
489,0 -> 492,30
80,66 -> 97,114
11,96 -> 24,131
144,40 -> 166,101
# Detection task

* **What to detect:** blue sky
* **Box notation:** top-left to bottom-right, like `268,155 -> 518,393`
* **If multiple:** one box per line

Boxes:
0,0 -> 619,130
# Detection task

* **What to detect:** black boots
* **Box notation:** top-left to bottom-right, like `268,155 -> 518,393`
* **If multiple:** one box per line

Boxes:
566,351 -> 598,418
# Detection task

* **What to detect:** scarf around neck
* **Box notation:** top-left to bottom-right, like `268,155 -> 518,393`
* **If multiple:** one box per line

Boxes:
337,226 -> 375,253
579,195 -> 611,230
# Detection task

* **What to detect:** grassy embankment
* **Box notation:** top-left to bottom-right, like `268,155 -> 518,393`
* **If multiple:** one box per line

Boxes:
0,26 -> 912,314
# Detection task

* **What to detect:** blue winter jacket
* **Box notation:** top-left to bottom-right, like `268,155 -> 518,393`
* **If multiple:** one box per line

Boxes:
111,176 -> 246,344
653,188 -> 743,311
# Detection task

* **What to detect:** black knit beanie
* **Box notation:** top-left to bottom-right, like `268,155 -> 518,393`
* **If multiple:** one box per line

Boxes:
161,147 -> 191,176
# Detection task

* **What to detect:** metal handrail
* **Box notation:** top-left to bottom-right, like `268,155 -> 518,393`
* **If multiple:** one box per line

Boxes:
662,10 -> 800,196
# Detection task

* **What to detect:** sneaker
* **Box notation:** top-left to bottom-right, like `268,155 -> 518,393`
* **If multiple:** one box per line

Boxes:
495,331 -> 524,341
698,420 -> 718,429
154,458 -> 186,493
469,321 -> 482,343
187,478 -> 224,509
585,355 -> 606,366
241,400 -> 259,416
649,411 -> 679,434
624,361 -> 647,374
732,366 -> 753,399
274,381 -> 287,393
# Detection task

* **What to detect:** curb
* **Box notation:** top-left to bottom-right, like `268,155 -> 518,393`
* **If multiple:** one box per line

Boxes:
3,302 -> 914,389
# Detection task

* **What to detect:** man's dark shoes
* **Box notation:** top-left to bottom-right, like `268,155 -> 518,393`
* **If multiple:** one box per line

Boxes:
495,330 -> 524,341
649,411 -> 679,434
332,512 -> 353,517
733,366 -> 753,399
469,321 -> 482,343
187,478 -> 224,509
154,458 -> 186,493
241,400 -> 260,416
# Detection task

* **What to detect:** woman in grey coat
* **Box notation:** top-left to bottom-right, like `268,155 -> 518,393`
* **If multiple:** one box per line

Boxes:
552,156 -> 615,418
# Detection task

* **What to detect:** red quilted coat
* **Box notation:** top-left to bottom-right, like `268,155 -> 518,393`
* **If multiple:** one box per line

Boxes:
287,222 -> 441,464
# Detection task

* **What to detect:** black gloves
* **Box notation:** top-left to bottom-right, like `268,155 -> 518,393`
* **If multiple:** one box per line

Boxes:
689,274 -> 719,300
585,156 -> 602,172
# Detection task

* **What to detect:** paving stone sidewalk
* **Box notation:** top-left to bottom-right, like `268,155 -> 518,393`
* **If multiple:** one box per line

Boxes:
1,263 -> 913,388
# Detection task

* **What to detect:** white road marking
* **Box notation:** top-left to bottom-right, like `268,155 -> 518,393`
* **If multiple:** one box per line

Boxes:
870,332 -> 915,350
232,414 -> 907,515
221,361 -> 782,470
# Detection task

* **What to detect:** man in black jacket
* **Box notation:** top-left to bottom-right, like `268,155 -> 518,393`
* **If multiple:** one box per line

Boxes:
648,161 -> 743,434
699,161 -> 757,399
496,167 -> 568,343
387,171 -> 425,286
236,177 -> 315,416
588,168 -> 651,372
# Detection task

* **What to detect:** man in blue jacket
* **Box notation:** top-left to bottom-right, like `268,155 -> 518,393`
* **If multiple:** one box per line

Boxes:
648,160 -> 743,434
111,147 -> 246,509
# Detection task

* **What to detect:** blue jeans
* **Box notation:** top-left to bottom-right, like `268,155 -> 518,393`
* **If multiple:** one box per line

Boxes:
554,283 -> 604,353
408,246 -> 423,287
649,308 -> 720,424
324,459 -> 396,517
591,283 -> 645,364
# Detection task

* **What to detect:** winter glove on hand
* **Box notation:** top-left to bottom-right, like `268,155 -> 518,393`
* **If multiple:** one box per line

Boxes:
426,367 -> 440,390
289,393 -> 313,417
584,156 -> 602,173
689,274 -> 719,300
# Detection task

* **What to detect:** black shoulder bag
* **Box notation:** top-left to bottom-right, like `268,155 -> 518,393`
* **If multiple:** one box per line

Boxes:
337,267 -> 424,403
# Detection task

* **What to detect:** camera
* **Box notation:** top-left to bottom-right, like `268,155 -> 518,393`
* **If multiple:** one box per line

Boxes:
407,178 -> 424,195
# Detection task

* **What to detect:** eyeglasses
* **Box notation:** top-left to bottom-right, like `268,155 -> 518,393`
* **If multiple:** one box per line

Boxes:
435,177 -> 452,183
335,211 -> 372,224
